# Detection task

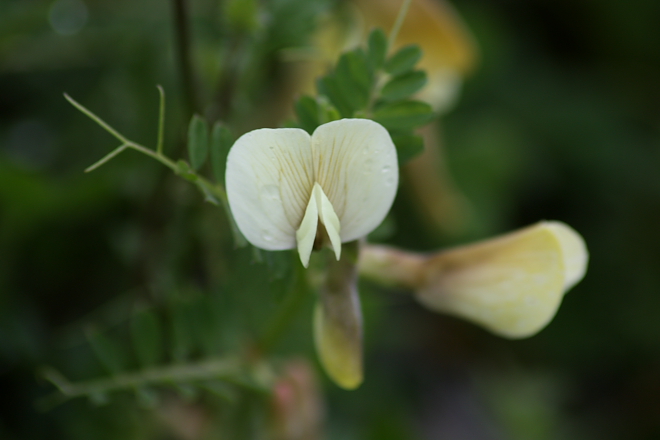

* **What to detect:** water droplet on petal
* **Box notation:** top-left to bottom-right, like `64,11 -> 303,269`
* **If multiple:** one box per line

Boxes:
382,165 -> 390,173
363,159 -> 374,174
261,185 -> 281,201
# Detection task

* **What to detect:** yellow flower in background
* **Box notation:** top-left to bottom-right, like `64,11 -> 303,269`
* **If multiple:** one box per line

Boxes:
225,118 -> 398,267
287,0 -> 477,113
354,0 -> 477,111
360,221 -> 588,338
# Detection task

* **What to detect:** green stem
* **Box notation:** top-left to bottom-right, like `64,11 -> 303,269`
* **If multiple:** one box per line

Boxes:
128,142 -> 178,172
39,356 -> 245,407
85,144 -> 129,172
388,0 -> 413,48
67,93 -> 229,205
65,94 -> 129,144
156,85 -> 166,156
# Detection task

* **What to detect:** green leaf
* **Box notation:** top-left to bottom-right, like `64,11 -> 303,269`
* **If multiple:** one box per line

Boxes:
384,45 -> 422,76
176,160 -> 198,182
318,76 -> 353,118
335,49 -> 372,112
367,28 -> 388,69
318,49 -> 373,118
373,100 -> 435,130
135,387 -> 159,408
390,132 -> 424,164
130,307 -> 163,368
294,95 -> 320,134
380,70 -> 428,102
85,327 -> 128,375
187,114 -> 209,171
210,122 -> 233,184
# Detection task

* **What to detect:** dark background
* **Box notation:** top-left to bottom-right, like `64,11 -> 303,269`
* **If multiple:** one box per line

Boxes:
1,0 -> 659,438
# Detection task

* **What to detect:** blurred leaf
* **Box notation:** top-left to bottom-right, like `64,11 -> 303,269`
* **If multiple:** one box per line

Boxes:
380,71 -> 428,102
210,122 -> 233,184
135,387 -> 159,408
224,0 -> 258,31
368,28 -> 388,70
373,100 -> 435,130
201,380 -> 238,403
85,327 -> 128,375
174,383 -> 200,401
176,160 -> 198,182
88,392 -> 110,406
384,45 -> 422,76
294,95 -> 320,134
390,132 -> 424,165
261,249 -> 295,281
192,296 -> 221,356
335,49 -> 372,111
318,75 -> 353,118
187,114 -> 209,171
318,49 -> 373,117
170,299 -> 194,362
130,307 -> 163,368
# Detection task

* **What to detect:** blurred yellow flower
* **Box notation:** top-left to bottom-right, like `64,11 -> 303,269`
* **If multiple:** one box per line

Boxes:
359,221 -> 588,338
287,0 -> 477,112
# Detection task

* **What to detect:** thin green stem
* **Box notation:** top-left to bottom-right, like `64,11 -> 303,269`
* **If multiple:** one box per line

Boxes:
64,94 -> 129,144
85,144 -> 129,172
127,142 -> 178,172
38,356 -> 249,408
66,93 -> 232,238
156,85 -> 166,156
388,0 -> 413,48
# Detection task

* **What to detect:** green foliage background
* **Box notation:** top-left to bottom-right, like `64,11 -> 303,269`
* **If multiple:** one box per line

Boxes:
1,0 -> 660,438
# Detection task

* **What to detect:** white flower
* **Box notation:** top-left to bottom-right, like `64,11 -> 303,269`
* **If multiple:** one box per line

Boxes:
226,119 -> 399,267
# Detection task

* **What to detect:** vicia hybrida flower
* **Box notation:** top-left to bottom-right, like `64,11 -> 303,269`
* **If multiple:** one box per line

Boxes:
359,221 -> 588,338
226,119 -> 398,389
226,119 -> 399,268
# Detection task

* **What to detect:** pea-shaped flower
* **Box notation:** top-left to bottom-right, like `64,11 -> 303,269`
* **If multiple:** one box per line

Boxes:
226,119 -> 398,266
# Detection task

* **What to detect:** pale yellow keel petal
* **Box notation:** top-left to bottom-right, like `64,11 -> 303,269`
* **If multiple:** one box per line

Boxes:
296,191 -> 320,268
313,183 -> 342,261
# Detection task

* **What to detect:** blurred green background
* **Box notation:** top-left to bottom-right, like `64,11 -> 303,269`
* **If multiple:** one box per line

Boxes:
1,0 -> 659,439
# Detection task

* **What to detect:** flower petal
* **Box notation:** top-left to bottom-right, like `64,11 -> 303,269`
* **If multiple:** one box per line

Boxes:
296,183 -> 343,267
311,119 -> 398,242
543,221 -> 588,290
226,128 -> 314,250
296,188 -> 320,268
314,183 -> 342,260
415,223 -> 569,338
